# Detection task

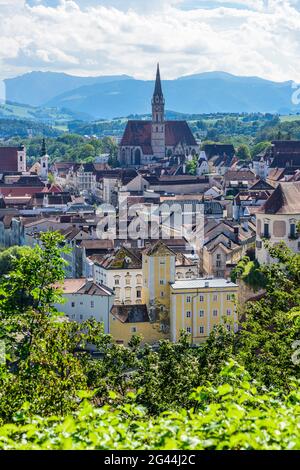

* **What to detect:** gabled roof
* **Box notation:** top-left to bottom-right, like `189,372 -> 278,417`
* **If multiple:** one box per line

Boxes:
204,144 -> 235,160
267,168 -> 285,181
110,304 -> 149,324
270,153 -> 300,169
165,121 -> 197,147
58,278 -> 113,296
224,170 -> 256,182
258,182 -> 300,215
143,240 -> 176,257
249,179 -> 275,191
95,247 -> 142,270
120,120 -> 197,155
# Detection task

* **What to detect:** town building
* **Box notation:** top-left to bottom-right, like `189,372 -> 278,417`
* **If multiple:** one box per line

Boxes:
119,65 -> 199,166
93,247 -> 143,305
53,278 -> 114,334
0,145 -> 27,173
256,181 -> 300,264
170,278 -> 238,344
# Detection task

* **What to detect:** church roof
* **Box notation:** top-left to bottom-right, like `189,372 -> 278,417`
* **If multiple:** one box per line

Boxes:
154,63 -> 163,98
120,120 -> 197,155
0,147 -> 21,172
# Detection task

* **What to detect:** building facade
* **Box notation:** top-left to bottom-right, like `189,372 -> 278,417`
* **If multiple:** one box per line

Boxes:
119,65 -> 199,166
256,182 -> 300,264
170,278 -> 238,344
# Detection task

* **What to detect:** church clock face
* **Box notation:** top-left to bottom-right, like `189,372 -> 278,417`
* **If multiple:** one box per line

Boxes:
155,105 -> 160,111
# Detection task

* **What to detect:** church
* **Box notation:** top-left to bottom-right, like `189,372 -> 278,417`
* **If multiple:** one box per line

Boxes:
119,65 -> 199,167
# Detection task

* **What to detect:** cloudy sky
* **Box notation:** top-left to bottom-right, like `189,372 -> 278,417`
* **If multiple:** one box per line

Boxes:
0,0 -> 300,82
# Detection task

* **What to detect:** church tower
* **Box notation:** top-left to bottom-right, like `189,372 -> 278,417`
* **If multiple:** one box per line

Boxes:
39,138 -> 49,181
151,64 -> 165,159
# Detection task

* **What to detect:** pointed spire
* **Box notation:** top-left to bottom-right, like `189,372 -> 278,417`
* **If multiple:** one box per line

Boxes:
41,137 -> 47,156
154,63 -> 163,97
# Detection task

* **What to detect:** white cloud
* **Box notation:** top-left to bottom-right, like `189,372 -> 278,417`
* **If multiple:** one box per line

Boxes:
0,0 -> 300,83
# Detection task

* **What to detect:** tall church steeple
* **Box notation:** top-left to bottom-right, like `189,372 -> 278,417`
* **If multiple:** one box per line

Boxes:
39,137 -> 49,181
151,64 -> 165,159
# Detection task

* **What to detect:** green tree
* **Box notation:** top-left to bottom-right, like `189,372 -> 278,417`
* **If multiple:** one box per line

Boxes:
186,157 -> 198,176
0,246 -> 32,276
236,144 -> 251,160
236,243 -> 300,388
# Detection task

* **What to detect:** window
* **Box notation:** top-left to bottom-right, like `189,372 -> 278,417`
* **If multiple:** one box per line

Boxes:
115,278 -> 120,285
136,290 -> 142,298
213,309 -> 218,317
227,309 -> 231,316
91,301 -> 94,308
80,315 -> 83,320
199,295 -> 204,302
227,294 -> 232,301
125,287 -> 131,299
186,327 -> 191,333
186,311 -> 191,318
217,254 -> 221,260
199,326 -> 204,334
186,296 -> 191,303
71,302 -> 75,308
263,223 -> 270,238
160,291 -> 164,298
213,294 -> 218,301
131,327 -> 137,333
199,310 -> 204,317
216,261 -> 221,268
160,280 -> 165,285
290,223 -> 297,238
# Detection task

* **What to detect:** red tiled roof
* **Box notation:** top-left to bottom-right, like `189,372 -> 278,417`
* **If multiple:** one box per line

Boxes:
0,147 -> 19,172
165,121 -> 197,146
0,187 -> 44,197
120,120 -> 197,155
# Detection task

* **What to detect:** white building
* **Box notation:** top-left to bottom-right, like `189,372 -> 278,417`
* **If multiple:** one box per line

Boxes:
54,278 -> 114,334
256,182 -> 300,264
93,247 -> 143,305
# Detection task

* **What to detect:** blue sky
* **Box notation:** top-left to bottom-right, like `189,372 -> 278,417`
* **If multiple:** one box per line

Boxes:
0,1 -> 300,82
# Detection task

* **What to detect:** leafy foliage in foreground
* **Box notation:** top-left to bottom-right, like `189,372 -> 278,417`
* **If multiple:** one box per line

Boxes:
1,361 -> 300,450
1,234 -> 300,449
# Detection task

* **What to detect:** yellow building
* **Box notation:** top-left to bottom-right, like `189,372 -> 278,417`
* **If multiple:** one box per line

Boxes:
170,278 -> 238,344
108,241 -> 239,347
110,304 -> 168,346
142,241 -> 176,317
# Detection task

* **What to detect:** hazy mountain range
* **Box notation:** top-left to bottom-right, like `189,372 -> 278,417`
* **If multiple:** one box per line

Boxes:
4,71 -> 300,120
